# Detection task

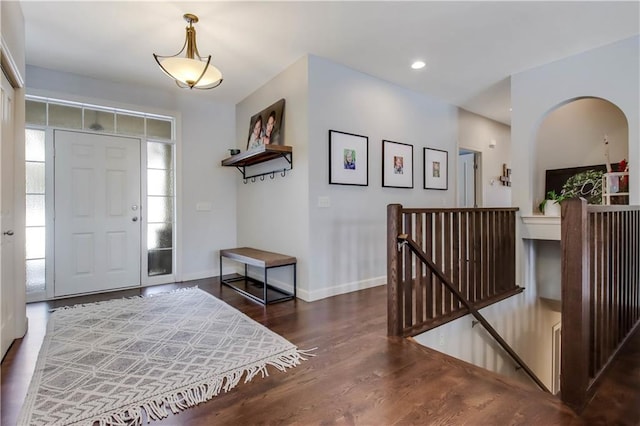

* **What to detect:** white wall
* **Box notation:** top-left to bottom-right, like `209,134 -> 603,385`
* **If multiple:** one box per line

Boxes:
1,0 -> 26,79
458,108 -> 512,207
235,57 -> 310,297
512,35 -> 640,216
306,55 -> 458,300
25,66 -> 237,282
534,98 -> 628,205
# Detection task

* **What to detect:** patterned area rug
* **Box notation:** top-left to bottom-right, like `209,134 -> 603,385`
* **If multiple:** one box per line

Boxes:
18,288 -> 308,425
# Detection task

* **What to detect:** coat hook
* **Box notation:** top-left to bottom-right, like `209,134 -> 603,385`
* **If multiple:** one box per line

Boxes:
243,178 -> 248,185
251,177 -> 256,183
260,175 -> 265,181
281,169 -> 287,177
270,172 -> 275,179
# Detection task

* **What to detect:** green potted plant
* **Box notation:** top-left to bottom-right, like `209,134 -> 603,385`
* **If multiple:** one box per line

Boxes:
538,190 -> 566,216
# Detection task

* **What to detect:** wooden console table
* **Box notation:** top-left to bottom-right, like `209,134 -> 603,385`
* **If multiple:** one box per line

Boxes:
219,247 -> 296,304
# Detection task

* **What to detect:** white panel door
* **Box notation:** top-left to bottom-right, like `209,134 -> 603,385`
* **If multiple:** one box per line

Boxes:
458,152 -> 476,207
1,71 -> 16,359
54,131 -> 141,296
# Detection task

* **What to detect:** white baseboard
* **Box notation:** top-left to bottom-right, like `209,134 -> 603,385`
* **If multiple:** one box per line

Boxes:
301,276 -> 387,302
179,271 -> 386,303
178,270 -> 218,282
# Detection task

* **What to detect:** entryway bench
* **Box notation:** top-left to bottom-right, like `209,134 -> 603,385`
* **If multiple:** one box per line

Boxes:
219,247 -> 297,304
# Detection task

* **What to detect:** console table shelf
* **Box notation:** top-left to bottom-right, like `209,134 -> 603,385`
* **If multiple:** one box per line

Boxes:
222,145 -> 292,181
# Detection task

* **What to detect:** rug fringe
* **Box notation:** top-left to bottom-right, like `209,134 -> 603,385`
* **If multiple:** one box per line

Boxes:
92,348 -> 312,425
50,286 -> 200,312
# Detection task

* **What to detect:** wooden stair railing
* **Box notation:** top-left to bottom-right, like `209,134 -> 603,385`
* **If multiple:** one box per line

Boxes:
397,233 -> 550,393
561,199 -> 640,412
387,204 -> 522,338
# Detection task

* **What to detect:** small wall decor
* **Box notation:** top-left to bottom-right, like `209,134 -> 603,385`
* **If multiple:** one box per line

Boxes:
500,163 -> 512,186
246,98 -> 285,150
382,140 -> 414,188
329,130 -> 368,186
423,147 -> 448,190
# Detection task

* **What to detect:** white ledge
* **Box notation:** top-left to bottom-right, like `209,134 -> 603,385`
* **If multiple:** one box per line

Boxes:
520,215 -> 561,240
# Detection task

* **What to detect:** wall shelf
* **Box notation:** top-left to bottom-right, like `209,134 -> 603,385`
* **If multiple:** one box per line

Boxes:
221,145 -> 293,182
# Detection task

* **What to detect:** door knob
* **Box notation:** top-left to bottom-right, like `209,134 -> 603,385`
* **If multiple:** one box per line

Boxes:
3,230 -> 14,236
132,217 -> 138,222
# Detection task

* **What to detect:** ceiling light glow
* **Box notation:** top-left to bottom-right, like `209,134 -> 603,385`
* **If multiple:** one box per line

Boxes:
411,61 -> 426,70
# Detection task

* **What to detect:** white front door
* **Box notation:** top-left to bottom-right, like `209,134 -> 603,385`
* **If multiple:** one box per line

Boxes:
54,130 -> 141,296
458,152 -> 476,207
1,71 -> 16,359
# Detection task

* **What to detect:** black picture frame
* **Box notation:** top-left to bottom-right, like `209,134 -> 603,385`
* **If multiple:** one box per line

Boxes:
382,140 -> 414,188
328,130 -> 369,186
423,147 -> 448,190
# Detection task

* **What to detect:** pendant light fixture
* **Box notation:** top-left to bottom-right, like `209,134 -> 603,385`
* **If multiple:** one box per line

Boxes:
153,13 -> 223,90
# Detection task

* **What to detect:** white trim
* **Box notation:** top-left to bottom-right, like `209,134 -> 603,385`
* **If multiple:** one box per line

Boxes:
301,276 -> 387,302
26,88 -> 176,120
1,36 -> 25,88
179,270 -> 218,282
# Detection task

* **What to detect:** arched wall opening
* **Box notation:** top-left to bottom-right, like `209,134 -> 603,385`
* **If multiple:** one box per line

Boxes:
532,97 -> 628,211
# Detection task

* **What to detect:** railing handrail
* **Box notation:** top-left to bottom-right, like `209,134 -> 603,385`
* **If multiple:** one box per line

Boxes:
400,207 -> 519,214
398,233 -> 551,394
587,204 -> 640,213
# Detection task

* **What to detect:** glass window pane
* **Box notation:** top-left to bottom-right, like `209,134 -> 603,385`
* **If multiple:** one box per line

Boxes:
147,196 -> 173,223
147,142 -> 173,170
26,259 -> 46,294
48,103 -> 82,129
26,100 -> 46,125
147,169 -> 174,196
84,109 -> 115,133
148,249 -> 172,276
25,129 -> 46,161
26,227 -> 45,259
147,118 -> 172,139
26,194 -> 45,227
26,162 -> 45,194
116,113 -> 145,136
147,223 -> 172,249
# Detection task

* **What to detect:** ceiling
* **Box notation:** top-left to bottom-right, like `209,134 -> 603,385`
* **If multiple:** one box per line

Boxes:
19,1 -> 639,125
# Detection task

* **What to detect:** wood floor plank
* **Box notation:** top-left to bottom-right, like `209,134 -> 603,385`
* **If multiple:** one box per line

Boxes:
1,278 -> 636,425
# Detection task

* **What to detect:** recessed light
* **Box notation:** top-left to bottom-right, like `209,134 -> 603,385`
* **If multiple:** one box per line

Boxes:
411,60 -> 426,70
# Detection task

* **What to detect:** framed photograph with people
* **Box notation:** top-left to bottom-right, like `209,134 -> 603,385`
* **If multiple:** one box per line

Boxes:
424,147 -> 448,190
246,98 -> 285,150
329,130 -> 368,186
382,140 -> 413,188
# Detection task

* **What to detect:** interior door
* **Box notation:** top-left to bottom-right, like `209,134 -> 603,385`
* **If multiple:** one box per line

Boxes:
54,130 -> 141,296
458,152 -> 476,207
1,71 -> 16,359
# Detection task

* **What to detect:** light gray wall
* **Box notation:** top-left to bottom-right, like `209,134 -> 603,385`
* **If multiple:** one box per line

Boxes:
458,108 -> 512,207
25,66 -> 237,282
1,0 -> 26,78
534,98 -> 628,205
306,55 -> 458,300
512,35 -> 640,216
234,56 -> 310,297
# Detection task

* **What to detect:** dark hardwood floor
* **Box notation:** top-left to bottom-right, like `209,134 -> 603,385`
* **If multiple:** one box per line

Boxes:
1,278 -> 637,425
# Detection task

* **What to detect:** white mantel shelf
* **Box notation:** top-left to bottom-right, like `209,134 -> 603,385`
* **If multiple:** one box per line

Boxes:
520,215 -> 561,241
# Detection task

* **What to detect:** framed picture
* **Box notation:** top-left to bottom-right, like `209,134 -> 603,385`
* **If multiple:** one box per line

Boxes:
424,147 -> 448,190
246,98 -> 285,150
329,130 -> 368,186
382,140 -> 413,188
